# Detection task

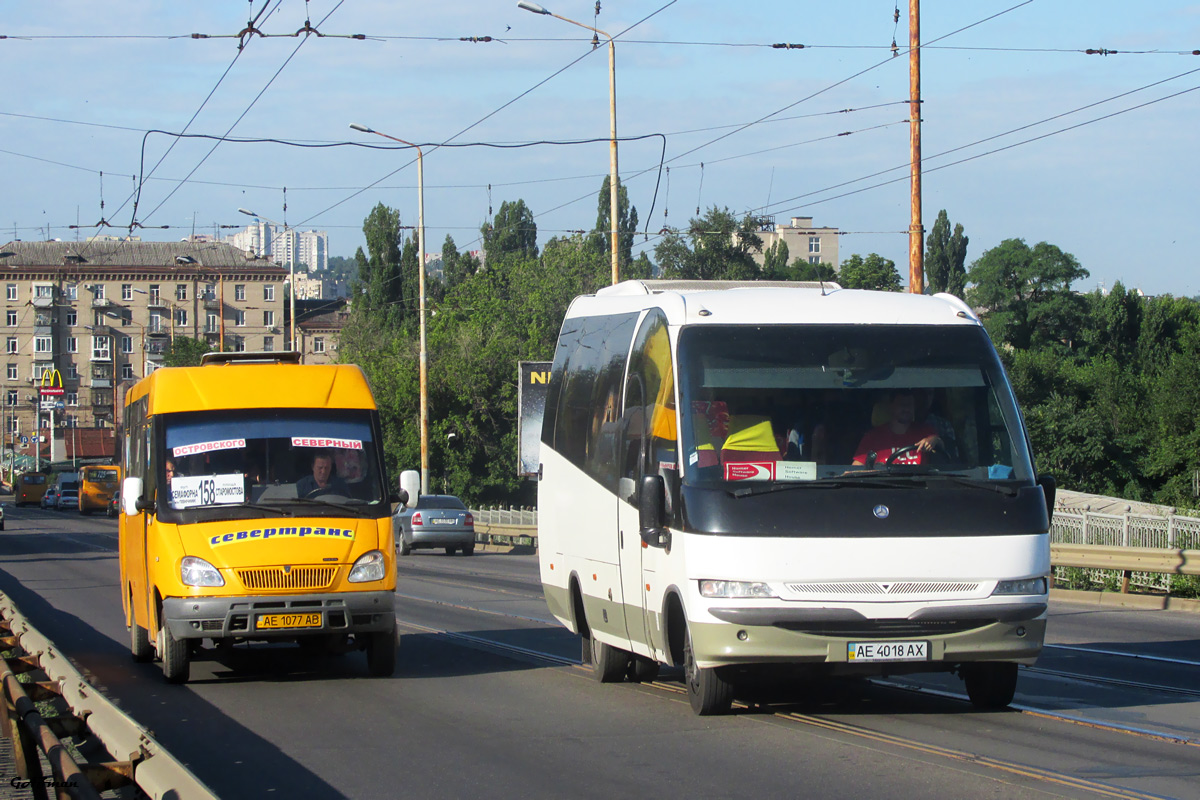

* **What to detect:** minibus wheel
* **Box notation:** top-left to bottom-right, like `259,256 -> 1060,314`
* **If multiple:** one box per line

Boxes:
158,624 -> 190,684
129,590 -> 152,663
962,662 -> 1018,709
629,655 -> 660,683
684,625 -> 732,715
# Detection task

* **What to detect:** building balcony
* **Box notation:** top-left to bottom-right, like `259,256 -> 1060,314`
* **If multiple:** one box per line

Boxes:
91,378 -> 112,389
34,325 -> 53,337
147,329 -> 170,339
91,394 -> 113,407
32,296 -> 54,309
90,324 -> 112,337
203,296 -> 222,310
146,297 -> 167,310
89,351 -> 113,362
91,297 -> 112,308
147,340 -> 169,355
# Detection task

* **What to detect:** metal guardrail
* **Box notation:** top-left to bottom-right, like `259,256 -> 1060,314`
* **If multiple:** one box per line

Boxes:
0,593 -> 218,800
1051,543 -> 1200,594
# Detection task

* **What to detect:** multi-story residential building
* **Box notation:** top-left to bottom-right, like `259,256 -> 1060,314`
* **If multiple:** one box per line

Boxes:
294,299 -> 348,367
752,216 -> 841,271
0,240 -> 286,442
225,223 -> 329,272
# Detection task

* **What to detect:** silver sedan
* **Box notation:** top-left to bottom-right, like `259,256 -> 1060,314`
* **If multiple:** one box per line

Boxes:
394,494 -> 476,556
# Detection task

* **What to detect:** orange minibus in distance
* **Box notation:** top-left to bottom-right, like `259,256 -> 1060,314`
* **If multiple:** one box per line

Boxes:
119,351 -> 398,683
15,472 -> 49,506
79,464 -> 121,515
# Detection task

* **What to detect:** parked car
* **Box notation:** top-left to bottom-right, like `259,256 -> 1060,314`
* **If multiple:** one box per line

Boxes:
0,502 -> 5,530
41,486 -> 60,509
394,494 -> 475,556
108,489 -> 120,518
56,489 -> 79,511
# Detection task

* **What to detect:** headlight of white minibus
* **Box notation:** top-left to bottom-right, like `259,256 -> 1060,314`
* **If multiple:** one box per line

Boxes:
348,550 -> 386,583
180,556 -> 225,587
992,577 -> 1047,595
699,580 -> 776,598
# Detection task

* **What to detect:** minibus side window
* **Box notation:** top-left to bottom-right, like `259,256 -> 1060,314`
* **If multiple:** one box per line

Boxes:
620,310 -> 676,500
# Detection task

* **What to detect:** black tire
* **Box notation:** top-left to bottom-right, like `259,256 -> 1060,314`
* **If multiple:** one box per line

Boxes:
586,631 -> 629,683
129,592 -> 152,663
684,625 -> 733,715
461,544 -> 475,556
963,662 -> 1018,709
366,628 -> 397,677
629,655 -> 660,683
398,537 -> 412,556
159,623 -> 190,684
444,546 -> 457,556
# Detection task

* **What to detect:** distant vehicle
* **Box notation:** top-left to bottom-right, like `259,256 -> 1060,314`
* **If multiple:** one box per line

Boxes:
108,488 -> 120,518
41,486 -> 60,509
0,502 -> 5,530
79,465 -> 122,515
394,494 -> 475,556
56,489 -> 79,511
16,473 -> 49,507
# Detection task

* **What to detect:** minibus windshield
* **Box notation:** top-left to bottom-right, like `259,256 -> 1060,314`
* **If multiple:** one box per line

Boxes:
676,324 -> 1034,488
161,409 -> 385,518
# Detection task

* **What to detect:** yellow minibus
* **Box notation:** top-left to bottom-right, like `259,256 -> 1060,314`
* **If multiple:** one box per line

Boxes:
15,472 -> 49,506
119,351 -> 398,683
79,464 -> 121,515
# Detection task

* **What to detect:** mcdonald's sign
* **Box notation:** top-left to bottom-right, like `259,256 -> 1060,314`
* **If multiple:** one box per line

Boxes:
39,368 -> 65,396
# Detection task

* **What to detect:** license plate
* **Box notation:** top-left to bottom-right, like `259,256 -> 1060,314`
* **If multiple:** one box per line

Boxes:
430,518 -> 457,525
257,613 -> 322,630
847,641 -> 928,662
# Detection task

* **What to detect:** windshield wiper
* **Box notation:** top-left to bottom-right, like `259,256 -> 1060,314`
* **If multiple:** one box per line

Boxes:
182,503 -> 294,516
286,496 -> 367,514
729,472 -> 1020,498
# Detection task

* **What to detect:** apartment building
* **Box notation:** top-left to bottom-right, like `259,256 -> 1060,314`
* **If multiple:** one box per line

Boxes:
753,216 -> 841,271
0,240 -> 286,440
225,223 -> 329,272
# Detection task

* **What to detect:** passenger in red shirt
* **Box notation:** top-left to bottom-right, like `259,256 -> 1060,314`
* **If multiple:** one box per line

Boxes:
853,390 -> 944,467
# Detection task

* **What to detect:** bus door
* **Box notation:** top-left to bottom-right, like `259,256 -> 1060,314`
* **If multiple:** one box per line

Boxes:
616,310 -> 675,662
122,411 -> 153,632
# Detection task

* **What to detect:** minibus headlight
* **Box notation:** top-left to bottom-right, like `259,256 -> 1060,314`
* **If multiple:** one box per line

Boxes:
992,577 -> 1047,595
699,580 -> 775,599
349,550 -> 386,583
180,556 -> 225,587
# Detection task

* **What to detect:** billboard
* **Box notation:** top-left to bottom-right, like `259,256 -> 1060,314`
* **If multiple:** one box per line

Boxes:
517,361 -> 552,477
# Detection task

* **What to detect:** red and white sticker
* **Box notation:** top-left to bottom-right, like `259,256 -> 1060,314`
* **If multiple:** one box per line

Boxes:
173,438 -> 246,458
291,437 -> 362,450
724,461 -> 776,481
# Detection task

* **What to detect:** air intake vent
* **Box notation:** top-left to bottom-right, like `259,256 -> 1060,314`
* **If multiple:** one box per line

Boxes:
237,566 -> 336,591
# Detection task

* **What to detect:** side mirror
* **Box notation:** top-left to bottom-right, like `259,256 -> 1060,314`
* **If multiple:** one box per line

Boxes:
1037,473 -> 1056,520
638,474 -> 670,550
394,489 -> 409,506
399,470 -> 420,508
121,476 -> 144,516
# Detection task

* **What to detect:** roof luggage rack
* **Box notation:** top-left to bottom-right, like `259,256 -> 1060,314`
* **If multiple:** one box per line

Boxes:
200,351 -> 302,366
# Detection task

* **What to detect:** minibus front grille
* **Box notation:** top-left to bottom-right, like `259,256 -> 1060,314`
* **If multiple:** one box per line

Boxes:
777,619 -> 989,637
237,566 -> 337,591
785,582 -> 982,597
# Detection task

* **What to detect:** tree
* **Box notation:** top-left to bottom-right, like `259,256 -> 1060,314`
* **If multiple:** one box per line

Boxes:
590,176 -> 638,273
762,239 -> 789,277
924,209 -> 969,297
653,207 -> 765,280
352,203 -> 406,329
482,199 -> 538,262
965,238 -> 1089,351
162,336 -> 215,367
837,253 -> 902,291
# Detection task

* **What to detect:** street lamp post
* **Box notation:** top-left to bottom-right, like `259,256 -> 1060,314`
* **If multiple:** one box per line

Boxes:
349,122 -> 430,495
518,1 -> 620,285
238,208 -> 297,354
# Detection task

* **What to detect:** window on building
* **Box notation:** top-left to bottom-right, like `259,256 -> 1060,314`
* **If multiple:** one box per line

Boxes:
313,337 -> 325,353
808,255 -> 821,265
120,335 -> 133,354
150,313 -> 163,333
175,284 -> 187,301
94,284 -> 105,300
809,236 -> 821,254
5,364 -> 15,380
7,417 -> 16,434
65,285 -> 78,301
67,337 -> 78,353
206,313 -> 218,333
65,363 -> 78,380
122,284 -> 133,301
92,335 -> 111,361
5,338 -> 16,354
4,284 -> 15,301
174,308 -> 187,327
94,312 -> 107,327
122,363 -> 134,380
235,309 -> 246,327
67,391 -> 78,407
32,363 -> 50,381
5,390 -> 15,406
149,284 -> 161,305
263,336 -> 274,352
233,337 -> 246,353
5,311 -> 15,327
264,310 -> 275,327
34,336 -> 52,353
235,284 -> 246,301
66,311 -> 77,327
34,284 -> 53,301
264,285 -> 275,302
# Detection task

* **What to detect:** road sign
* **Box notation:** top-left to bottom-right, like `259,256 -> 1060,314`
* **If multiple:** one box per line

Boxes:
20,436 -> 28,445
55,401 -> 65,411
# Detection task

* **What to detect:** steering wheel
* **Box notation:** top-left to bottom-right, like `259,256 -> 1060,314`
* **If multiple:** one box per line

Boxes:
885,442 -> 948,466
885,443 -> 921,465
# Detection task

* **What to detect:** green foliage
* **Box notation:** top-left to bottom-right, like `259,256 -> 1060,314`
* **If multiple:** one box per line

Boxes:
590,175 -> 639,273
162,335 -> 217,367
924,209 -> 969,298
837,253 -> 902,291
762,239 -> 789,276
653,207 -> 766,280
482,200 -> 538,263
353,203 -> 406,329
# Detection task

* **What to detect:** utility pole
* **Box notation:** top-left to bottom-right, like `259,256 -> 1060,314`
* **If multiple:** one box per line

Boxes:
908,0 -> 924,294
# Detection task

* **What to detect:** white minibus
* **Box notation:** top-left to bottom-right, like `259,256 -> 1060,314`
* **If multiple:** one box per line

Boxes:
537,280 -> 1054,715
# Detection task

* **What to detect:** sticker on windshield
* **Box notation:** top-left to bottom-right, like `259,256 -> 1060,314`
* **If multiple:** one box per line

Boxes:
171,474 -> 246,508
723,461 -> 817,482
173,438 -> 246,458
291,437 -> 363,450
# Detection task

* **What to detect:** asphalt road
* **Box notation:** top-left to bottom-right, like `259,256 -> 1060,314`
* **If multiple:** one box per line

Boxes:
1,502 -> 1198,799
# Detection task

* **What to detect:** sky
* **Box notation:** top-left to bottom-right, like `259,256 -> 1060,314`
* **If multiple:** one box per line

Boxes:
2,1 -> 1198,296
